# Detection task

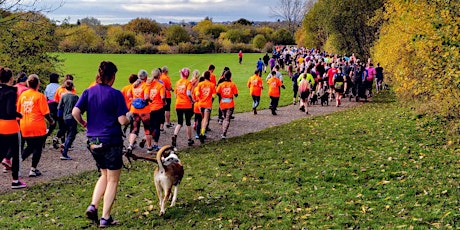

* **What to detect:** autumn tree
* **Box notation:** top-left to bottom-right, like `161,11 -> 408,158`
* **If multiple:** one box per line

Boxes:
125,18 -> 161,34
372,0 -> 460,118
0,11 -> 61,87
164,25 -> 190,45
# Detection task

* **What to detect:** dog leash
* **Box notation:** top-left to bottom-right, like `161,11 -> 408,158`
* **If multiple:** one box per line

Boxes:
123,148 -> 158,170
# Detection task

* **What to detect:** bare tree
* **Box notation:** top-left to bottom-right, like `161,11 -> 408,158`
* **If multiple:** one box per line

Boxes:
1,0 -> 63,25
270,0 -> 317,35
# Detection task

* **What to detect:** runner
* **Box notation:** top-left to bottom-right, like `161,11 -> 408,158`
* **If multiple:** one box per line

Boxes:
0,67 -> 27,189
146,69 -> 166,152
126,70 -> 151,152
333,68 -> 347,107
267,71 -> 285,115
72,60 -> 129,228
171,68 -> 194,148
195,71 -> 216,143
18,74 -> 55,177
57,80 -> 79,160
216,70 -> 238,139
53,74 -> 77,149
247,69 -> 263,115
160,66 -> 174,129
298,73 -> 311,114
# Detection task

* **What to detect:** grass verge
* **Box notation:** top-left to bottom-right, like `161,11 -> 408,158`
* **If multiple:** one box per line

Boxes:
0,90 -> 458,229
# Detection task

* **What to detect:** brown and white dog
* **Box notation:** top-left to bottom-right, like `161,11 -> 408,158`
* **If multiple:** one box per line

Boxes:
154,145 -> 184,216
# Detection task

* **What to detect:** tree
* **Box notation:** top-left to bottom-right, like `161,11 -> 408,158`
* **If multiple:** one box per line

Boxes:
57,24 -> 103,52
270,0 -> 316,35
79,17 -> 101,27
234,18 -> 252,26
252,34 -> 267,50
272,28 -> 295,45
164,25 -> 190,45
125,18 -> 161,34
0,11 -> 61,87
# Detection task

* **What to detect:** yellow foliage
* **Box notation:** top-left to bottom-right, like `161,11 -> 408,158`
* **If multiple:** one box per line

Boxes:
157,43 -> 171,54
372,0 -> 460,117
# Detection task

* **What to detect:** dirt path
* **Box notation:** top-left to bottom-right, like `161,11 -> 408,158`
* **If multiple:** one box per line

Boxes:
0,98 -> 362,193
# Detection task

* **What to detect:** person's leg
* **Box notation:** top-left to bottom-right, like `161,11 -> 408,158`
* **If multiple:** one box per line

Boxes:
128,114 -> 141,148
63,119 -> 77,157
30,136 -> 46,169
222,108 -> 233,137
195,113 -> 202,137
101,168 -> 121,220
173,109 -> 184,147
10,133 -> 21,180
91,169 -> 108,209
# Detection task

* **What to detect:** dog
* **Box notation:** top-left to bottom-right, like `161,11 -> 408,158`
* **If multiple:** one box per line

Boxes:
309,93 -> 318,105
320,92 -> 329,106
154,145 -> 184,216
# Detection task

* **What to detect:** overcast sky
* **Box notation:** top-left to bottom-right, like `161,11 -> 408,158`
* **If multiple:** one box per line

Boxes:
38,0 -> 280,25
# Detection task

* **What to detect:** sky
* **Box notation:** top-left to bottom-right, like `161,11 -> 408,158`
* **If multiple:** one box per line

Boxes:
37,0 -> 280,25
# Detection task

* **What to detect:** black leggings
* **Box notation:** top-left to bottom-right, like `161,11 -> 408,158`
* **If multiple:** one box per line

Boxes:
22,135 -> 46,168
0,133 -> 21,180
176,108 -> 193,126
150,108 -> 164,142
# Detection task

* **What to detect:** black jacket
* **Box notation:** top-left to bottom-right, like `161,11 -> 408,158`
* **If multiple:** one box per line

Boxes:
0,84 -> 22,120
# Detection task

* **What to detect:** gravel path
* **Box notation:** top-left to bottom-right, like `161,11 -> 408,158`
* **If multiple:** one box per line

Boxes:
0,98 -> 362,193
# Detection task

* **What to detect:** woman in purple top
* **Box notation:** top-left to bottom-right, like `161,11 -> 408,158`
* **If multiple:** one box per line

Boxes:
72,61 -> 129,228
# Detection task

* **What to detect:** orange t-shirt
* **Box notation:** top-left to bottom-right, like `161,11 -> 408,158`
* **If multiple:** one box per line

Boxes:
247,74 -> 263,96
195,80 -> 216,109
160,73 -> 173,98
17,89 -> 50,137
216,81 -> 238,109
267,77 -> 283,97
54,86 -> 77,103
210,72 -> 217,86
145,80 -> 165,112
0,120 -> 19,134
174,78 -> 193,109
121,84 -> 132,109
192,87 -> 200,114
129,81 -> 150,114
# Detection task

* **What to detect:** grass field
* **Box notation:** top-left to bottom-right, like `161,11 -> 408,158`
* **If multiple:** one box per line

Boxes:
58,53 -> 294,118
0,90 -> 458,229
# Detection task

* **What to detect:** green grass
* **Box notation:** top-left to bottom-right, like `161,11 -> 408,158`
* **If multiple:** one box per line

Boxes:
58,53 -> 294,119
1,91 -> 459,229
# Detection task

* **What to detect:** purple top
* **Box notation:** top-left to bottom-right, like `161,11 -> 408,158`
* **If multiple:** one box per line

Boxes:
75,84 -> 128,143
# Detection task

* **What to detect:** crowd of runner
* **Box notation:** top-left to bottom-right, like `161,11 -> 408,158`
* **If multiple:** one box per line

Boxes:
0,46 -> 384,191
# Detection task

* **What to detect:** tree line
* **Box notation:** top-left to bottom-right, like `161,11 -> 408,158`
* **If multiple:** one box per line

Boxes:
1,0 -> 459,126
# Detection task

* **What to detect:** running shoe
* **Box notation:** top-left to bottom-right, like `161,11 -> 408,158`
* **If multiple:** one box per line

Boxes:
166,123 -> 175,128
60,156 -> 72,160
160,129 -> 166,134
221,135 -> 226,139
139,139 -> 146,148
99,216 -> 118,228
153,145 -> 160,151
29,169 -> 42,177
146,147 -> 154,154
199,134 -> 205,144
11,181 -> 27,189
86,204 -> 98,223
1,158 -> 12,170
187,139 -> 194,146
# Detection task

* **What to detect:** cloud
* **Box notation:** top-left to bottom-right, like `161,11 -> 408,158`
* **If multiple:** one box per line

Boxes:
43,0 -> 277,24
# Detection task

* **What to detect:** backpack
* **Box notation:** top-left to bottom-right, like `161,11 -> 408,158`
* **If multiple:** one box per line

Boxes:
131,98 -> 148,109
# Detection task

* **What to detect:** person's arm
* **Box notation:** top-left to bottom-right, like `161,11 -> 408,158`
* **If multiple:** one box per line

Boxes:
45,114 -> 55,126
72,107 -> 87,128
118,115 -> 129,126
